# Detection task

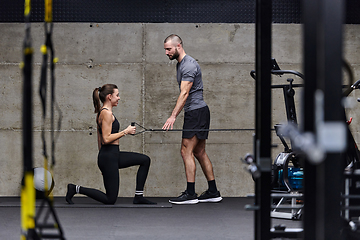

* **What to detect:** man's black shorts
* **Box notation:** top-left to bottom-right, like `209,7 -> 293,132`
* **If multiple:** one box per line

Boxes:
182,106 -> 210,139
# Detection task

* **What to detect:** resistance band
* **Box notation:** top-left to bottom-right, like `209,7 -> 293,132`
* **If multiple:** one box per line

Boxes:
130,122 -> 254,136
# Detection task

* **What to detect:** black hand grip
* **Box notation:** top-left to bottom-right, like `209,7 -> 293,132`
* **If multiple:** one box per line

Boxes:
131,122 -> 135,126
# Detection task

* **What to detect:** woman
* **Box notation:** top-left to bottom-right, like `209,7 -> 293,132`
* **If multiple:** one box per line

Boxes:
66,84 -> 156,205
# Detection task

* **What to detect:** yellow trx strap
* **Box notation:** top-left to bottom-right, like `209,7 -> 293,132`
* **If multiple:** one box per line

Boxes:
45,0 -> 52,23
21,1 -> 36,239
24,0 -> 31,17
21,173 -> 35,240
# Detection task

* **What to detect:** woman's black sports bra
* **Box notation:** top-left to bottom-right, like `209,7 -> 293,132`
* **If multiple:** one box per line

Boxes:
97,108 -> 120,134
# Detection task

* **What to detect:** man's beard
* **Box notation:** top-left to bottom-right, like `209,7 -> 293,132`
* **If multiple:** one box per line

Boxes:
168,49 -> 180,60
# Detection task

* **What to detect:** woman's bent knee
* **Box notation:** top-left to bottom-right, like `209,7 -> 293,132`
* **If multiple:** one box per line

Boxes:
106,196 -> 117,205
142,155 -> 151,166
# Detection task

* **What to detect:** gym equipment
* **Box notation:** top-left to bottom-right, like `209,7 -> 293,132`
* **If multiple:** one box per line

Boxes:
343,79 -> 360,171
130,122 -> 253,136
248,0 -> 346,239
21,1 -> 37,238
242,154 -> 261,180
21,0 -> 65,239
21,168 -> 55,199
341,79 -> 360,238
33,167 -> 55,195
250,59 -> 305,220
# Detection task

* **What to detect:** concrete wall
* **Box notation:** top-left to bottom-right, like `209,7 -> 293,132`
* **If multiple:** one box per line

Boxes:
0,23 -> 359,197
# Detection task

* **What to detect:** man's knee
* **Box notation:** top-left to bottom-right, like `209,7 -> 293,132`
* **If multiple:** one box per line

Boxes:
193,148 -> 206,159
193,141 -> 206,159
180,146 -> 191,159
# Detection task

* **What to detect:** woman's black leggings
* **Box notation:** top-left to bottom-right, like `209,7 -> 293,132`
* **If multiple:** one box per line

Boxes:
79,144 -> 151,204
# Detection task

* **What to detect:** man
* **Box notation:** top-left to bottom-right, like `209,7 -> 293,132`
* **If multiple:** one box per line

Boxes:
162,34 -> 222,204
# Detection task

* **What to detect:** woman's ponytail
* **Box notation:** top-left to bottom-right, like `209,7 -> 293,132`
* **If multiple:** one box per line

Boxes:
93,87 -> 101,113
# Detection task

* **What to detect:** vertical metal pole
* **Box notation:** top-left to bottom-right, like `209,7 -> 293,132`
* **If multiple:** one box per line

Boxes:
254,0 -> 272,239
303,0 -> 345,239
302,0 -> 320,238
317,1 -> 344,239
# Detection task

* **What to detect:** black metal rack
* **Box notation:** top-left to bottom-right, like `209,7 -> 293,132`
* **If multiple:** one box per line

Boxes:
252,0 -> 346,239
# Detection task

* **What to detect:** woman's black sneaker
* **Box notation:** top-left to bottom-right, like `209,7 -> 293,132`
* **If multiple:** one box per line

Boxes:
169,191 -> 199,204
198,190 -> 222,203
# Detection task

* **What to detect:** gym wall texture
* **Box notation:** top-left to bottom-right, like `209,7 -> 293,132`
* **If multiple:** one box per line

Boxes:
0,2 -> 360,197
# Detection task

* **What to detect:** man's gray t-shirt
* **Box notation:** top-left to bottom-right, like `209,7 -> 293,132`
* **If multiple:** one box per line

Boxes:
176,55 -> 207,112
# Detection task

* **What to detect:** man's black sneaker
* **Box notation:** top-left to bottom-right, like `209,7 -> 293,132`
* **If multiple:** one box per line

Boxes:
169,191 -> 199,204
198,190 -> 223,203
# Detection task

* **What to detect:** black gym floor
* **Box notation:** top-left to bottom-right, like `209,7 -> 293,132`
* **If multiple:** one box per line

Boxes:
0,197 -> 302,240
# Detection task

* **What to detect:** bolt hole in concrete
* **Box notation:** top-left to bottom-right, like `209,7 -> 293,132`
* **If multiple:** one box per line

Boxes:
87,59 -> 93,69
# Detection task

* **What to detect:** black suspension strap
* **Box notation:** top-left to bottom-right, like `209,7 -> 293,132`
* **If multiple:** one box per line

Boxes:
39,11 -> 62,169
39,23 -> 49,166
130,122 -> 255,136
